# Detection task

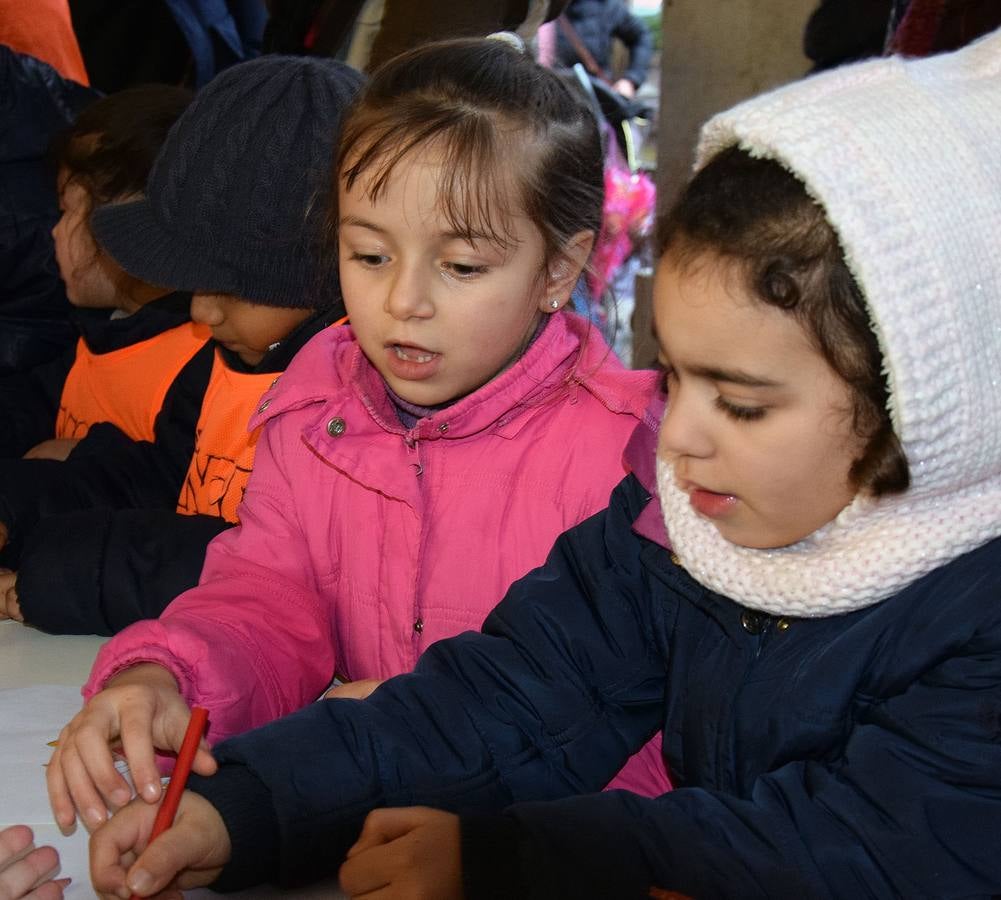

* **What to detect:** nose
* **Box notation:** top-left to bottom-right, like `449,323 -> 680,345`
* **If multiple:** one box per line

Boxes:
191,293 -> 225,326
657,384 -> 714,461
384,264 -> 433,321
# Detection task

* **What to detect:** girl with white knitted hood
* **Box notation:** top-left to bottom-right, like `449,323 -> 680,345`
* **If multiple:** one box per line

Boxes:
89,29 -> 1001,900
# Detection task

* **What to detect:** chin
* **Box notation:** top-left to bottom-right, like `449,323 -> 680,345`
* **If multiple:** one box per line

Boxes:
717,523 -> 803,550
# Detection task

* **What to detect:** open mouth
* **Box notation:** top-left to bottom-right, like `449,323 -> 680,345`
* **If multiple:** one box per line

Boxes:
392,343 -> 437,363
688,486 -> 738,519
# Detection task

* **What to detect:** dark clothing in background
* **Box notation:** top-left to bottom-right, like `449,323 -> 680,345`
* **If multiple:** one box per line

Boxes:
0,47 -> 98,375
368,0 -> 563,70
10,308 -> 344,635
554,0 -> 653,88
263,0 -> 571,70
887,0 -> 1001,55
0,292 -> 197,459
67,0 -> 266,90
804,0 -> 1001,71
803,0 -> 893,70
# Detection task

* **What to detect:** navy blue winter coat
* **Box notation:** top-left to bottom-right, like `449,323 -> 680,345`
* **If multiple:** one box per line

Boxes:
189,424 -> 1001,898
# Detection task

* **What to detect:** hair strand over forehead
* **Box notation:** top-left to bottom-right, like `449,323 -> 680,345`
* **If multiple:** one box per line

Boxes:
332,37 -> 605,268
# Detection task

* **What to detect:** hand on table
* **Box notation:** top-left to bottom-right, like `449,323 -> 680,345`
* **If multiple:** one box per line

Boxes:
22,439 -> 79,461
90,791 -> 228,899
339,807 -> 462,900
46,664 -> 216,834
0,825 -> 69,900
0,570 -> 21,622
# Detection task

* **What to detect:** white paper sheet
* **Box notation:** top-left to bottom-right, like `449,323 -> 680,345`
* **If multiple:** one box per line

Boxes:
0,685 -> 344,898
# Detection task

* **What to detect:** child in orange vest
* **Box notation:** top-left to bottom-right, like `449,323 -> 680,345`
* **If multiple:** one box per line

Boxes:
0,56 -> 364,634
0,84 -> 201,461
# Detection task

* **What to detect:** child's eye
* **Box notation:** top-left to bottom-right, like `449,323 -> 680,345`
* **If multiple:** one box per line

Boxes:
714,396 -> 766,421
443,261 -> 489,279
350,251 -> 388,267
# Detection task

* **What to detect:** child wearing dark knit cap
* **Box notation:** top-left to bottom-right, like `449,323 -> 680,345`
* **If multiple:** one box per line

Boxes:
0,54 -> 364,634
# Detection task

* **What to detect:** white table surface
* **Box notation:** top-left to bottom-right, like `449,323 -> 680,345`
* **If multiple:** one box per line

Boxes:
0,620 -> 345,899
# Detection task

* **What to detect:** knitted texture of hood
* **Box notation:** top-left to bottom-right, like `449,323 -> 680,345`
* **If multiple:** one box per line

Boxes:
91,55 -> 364,309
658,29 -> 1001,617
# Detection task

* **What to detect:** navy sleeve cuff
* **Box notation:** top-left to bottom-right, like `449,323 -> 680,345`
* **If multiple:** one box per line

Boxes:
186,764 -> 282,893
460,813 -> 529,900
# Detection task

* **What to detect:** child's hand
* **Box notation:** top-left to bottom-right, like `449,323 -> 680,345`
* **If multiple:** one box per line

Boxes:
0,824 -> 69,899
46,665 -> 216,834
90,792 -> 229,899
339,807 -> 462,900
323,679 -> 383,700
0,570 -> 21,622
22,439 -> 80,461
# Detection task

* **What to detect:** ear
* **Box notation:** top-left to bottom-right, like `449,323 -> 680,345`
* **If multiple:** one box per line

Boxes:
538,230 -> 595,314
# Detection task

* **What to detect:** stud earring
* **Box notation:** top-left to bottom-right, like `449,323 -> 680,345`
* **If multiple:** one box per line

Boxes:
548,299 -> 560,310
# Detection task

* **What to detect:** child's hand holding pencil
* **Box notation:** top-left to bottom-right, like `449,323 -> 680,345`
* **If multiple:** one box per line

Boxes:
90,708 -> 231,899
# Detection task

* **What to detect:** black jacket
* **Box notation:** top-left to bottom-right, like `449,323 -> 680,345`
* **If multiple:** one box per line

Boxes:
0,47 -> 99,375
11,307 -> 344,635
555,0 -> 654,89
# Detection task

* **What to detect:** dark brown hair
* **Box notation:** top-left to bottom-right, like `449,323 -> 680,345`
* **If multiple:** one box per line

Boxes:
49,84 -> 192,296
657,145 -> 909,497
51,84 -> 193,215
332,37 -> 604,272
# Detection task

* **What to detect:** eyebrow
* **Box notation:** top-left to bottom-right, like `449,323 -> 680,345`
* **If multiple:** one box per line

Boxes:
339,215 -> 495,245
339,215 -> 384,233
685,364 -> 782,388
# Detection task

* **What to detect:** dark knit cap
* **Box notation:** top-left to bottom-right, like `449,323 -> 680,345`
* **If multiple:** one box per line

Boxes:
91,55 -> 364,309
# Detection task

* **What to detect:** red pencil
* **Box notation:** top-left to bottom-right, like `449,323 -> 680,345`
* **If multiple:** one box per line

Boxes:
129,706 -> 209,900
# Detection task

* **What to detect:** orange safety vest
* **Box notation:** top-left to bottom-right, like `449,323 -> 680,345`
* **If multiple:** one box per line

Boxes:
175,349 -> 277,524
56,322 -> 210,443
1,0 -> 90,85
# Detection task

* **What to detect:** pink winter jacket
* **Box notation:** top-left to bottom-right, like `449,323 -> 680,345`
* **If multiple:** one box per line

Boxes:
85,313 -> 665,789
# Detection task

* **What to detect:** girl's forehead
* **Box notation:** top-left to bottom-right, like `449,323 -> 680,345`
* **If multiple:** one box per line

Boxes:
341,143 -> 529,249
654,252 -> 811,362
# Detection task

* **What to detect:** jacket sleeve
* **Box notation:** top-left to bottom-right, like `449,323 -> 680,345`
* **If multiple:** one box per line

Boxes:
457,616 -> 1001,900
83,419 -> 343,748
0,347 -> 73,457
14,508 -> 232,636
184,475 -> 669,892
611,2 -> 653,88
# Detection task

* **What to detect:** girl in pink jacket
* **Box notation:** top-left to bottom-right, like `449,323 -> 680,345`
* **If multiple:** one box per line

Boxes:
48,36 -> 662,833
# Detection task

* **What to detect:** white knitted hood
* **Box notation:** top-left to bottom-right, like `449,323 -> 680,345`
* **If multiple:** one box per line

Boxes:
658,30 -> 1001,617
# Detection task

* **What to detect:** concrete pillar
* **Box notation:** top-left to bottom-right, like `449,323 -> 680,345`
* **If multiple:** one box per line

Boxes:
632,0 -> 817,368
657,0 -> 817,207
